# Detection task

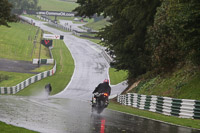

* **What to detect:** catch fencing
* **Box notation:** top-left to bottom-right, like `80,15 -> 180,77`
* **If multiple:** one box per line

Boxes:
117,93 -> 200,119
0,61 -> 56,94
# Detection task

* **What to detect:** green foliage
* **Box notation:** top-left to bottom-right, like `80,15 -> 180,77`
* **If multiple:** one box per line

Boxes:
130,65 -> 200,100
0,74 -> 9,82
75,0 -> 161,80
146,0 -> 182,72
84,18 -> 110,31
75,0 -> 200,86
8,0 -> 41,10
146,0 -> 200,73
0,0 -> 17,27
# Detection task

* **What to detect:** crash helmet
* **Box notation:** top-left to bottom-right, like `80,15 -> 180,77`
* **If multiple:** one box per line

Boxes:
103,79 -> 109,83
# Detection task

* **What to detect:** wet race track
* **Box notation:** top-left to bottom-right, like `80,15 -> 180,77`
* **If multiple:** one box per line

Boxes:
0,96 -> 199,133
0,17 -> 200,133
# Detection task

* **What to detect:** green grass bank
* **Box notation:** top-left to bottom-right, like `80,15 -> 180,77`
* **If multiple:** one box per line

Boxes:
129,65 -> 200,100
16,39 -> 74,96
0,22 -> 51,87
84,19 -> 110,31
0,22 -> 50,61
109,68 -> 128,85
38,0 -> 78,12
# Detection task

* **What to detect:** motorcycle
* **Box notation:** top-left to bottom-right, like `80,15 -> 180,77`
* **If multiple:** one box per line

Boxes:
91,92 -> 109,114
45,83 -> 52,95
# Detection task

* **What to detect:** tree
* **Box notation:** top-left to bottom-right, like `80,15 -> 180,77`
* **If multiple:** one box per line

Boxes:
146,0 -> 200,73
8,0 -> 41,11
0,0 -> 17,27
146,0 -> 183,73
74,0 -> 161,80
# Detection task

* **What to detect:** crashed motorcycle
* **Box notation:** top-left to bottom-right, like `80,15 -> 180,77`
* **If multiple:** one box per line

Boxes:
91,92 -> 109,114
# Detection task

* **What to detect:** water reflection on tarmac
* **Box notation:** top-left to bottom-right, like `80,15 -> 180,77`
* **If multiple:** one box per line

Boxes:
0,96 -> 199,133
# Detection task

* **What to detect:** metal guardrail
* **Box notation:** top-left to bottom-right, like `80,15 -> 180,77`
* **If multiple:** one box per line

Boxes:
101,50 -> 113,64
117,93 -> 200,119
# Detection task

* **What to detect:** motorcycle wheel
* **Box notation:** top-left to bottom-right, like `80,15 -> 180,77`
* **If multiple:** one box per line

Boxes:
97,101 -> 105,114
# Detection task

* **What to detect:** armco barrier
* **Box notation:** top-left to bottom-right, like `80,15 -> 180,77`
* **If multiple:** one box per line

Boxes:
101,50 -> 113,64
32,59 -> 54,64
117,93 -> 200,119
0,61 -> 56,94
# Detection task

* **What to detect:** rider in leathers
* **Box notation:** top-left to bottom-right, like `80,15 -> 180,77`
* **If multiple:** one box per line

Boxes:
92,79 -> 111,106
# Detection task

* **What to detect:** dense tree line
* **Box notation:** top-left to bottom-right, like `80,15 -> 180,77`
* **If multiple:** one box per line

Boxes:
0,0 -> 41,27
146,0 -> 200,72
0,0 -> 17,27
8,0 -> 41,11
74,0 -> 161,80
74,0 -> 200,83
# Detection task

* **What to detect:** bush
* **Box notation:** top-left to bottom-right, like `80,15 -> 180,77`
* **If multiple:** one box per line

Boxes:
0,74 -> 9,82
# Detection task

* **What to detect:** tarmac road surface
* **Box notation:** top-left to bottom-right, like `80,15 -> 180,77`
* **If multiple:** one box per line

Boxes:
0,16 -> 199,133
0,58 -> 40,74
0,96 -> 199,133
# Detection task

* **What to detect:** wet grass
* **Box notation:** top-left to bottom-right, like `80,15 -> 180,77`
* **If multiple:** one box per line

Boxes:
0,22 -> 51,87
108,101 -> 200,129
0,22 -> 50,61
38,0 -> 78,12
109,68 -> 128,85
16,39 -> 74,96
0,121 -> 37,133
31,65 -> 53,73
0,71 -> 34,87
129,65 -> 200,100
84,19 -> 110,31
0,23 -> 37,61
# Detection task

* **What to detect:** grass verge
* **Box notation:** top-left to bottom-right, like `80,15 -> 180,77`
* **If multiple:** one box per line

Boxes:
0,71 -> 34,87
16,39 -> 74,96
0,23 -> 37,61
0,22 -> 51,87
0,121 -> 37,133
84,19 -> 110,31
109,68 -> 128,85
31,65 -> 53,73
0,22 -> 50,61
108,101 -> 200,129
129,65 -> 200,100
38,0 -> 78,12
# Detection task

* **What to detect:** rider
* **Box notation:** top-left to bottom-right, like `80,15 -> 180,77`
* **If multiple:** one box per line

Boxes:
45,83 -> 52,95
92,79 -> 111,106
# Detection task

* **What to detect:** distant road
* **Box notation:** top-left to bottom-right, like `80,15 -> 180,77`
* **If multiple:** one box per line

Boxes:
21,16 -> 128,100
